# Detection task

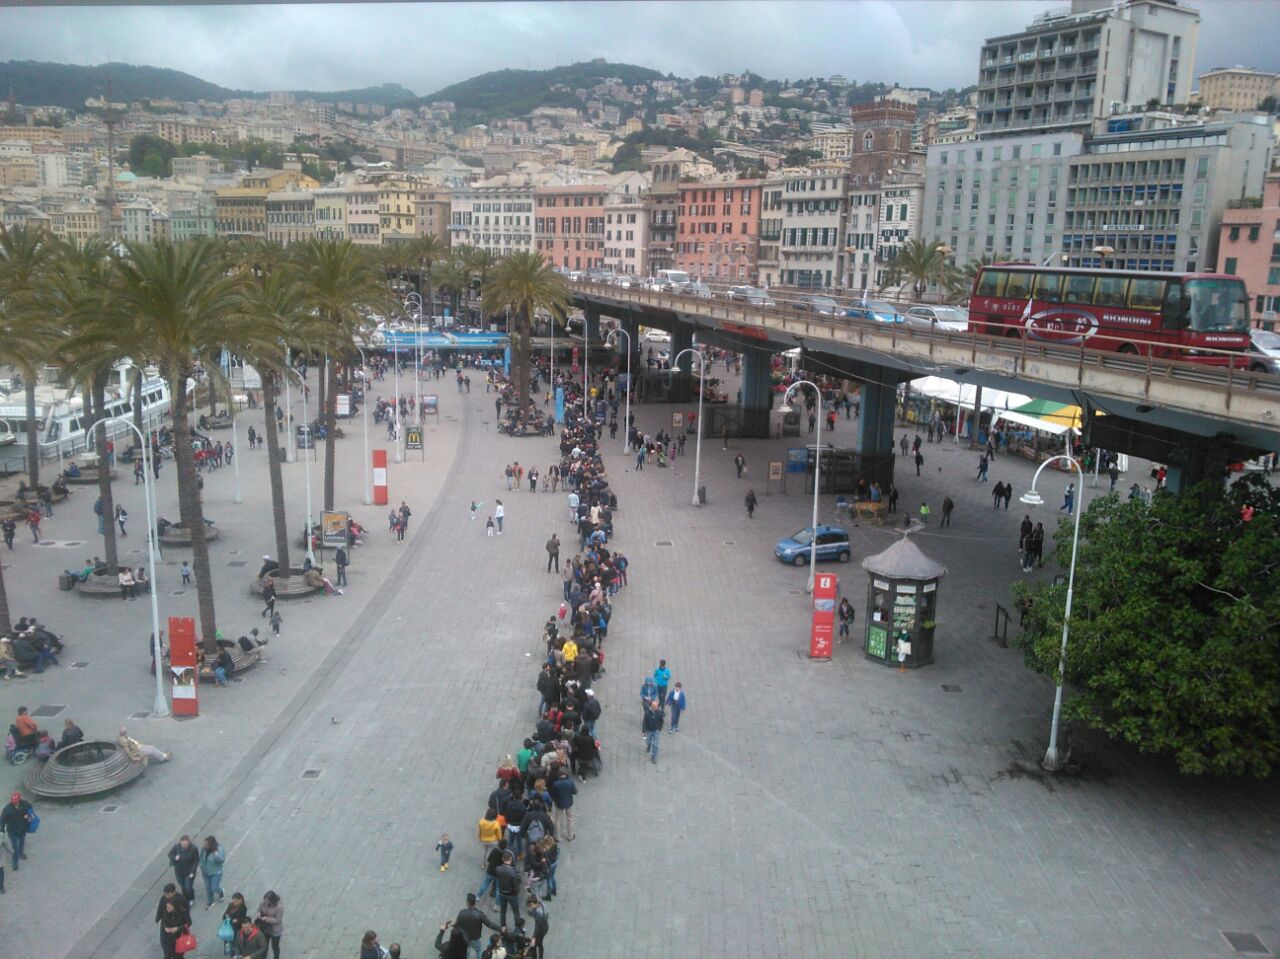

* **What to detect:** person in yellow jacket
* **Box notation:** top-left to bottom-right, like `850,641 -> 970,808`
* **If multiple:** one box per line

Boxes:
561,638 -> 578,664
477,810 -> 503,866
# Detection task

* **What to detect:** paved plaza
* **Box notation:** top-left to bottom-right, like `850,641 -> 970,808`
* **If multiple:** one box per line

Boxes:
2,370 -> 1278,959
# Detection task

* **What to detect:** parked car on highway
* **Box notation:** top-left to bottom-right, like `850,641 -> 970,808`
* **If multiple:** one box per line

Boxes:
683,280 -> 714,298
1248,328 -> 1280,374
785,294 -> 842,316
726,285 -> 775,306
844,300 -> 902,324
905,305 -> 970,331
774,525 -> 851,566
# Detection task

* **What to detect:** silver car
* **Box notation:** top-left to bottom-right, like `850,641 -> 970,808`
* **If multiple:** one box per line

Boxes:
905,305 -> 970,332
727,285 -> 775,306
1248,329 -> 1280,374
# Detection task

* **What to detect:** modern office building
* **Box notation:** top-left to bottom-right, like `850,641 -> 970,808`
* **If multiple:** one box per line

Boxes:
975,0 -> 1200,135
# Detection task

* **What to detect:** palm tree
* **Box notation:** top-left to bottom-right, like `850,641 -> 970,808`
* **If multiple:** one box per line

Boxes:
409,234 -> 448,318
235,251 -> 345,576
463,247 -> 502,324
290,238 -> 390,512
108,239 -> 248,654
51,239 -> 129,576
0,224 -> 58,487
481,251 -> 571,413
882,239 -> 956,303
430,255 -> 470,325
949,254 -> 997,302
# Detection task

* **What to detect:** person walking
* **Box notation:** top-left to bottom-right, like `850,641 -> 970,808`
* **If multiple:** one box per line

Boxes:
261,577 -> 276,618
494,851 -> 523,928
1061,483 -> 1075,515
115,503 -> 128,536
642,698 -> 665,763
837,598 -> 854,641
940,496 -> 954,527
900,434 -> 910,457
255,890 -> 284,959
494,500 -> 505,534
653,659 -> 671,707
26,508 -> 40,543
1,791 -> 34,873
2,517 -> 15,550
991,481 -> 1004,509
335,546 -> 349,588
1001,483 -> 1013,510
733,453 -> 745,478
918,501 -> 931,525
666,682 -> 687,732
1031,522 -> 1045,569
744,489 -> 758,519
169,834 -> 200,904
914,450 -> 924,476
157,888 -> 192,959
640,675 -> 658,721
527,897 -> 550,959
807,411 -> 816,434
456,893 -> 501,959
887,485 -> 899,514
977,455 -> 989,482
94,495 -> 105,533
545,533 -> 560,573
199,835 -> 225,909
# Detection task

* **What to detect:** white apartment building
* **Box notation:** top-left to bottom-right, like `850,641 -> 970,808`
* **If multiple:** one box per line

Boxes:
976,0 -> 1200,135
450,171 -> 564,254
171,154 -> 223,182
346,186 -> 381,245
602,174 -> 651,275
36,153 -> 74,189
313,187 -> 347,240
759,171 -> 848,289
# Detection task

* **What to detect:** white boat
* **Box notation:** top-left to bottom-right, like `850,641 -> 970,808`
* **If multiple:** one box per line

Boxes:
0,365 -> 172,463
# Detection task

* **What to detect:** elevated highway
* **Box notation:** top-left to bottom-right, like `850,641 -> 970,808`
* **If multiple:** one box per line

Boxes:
570,281 -> 1280,463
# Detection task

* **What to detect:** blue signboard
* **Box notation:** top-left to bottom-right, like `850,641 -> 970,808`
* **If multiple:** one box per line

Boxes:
786,447 -> 809,474
555,386 -> 565,425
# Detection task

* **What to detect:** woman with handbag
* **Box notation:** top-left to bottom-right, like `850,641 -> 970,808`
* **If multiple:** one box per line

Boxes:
158,895 -> 192,959
255,890 -> 283,959
220,892 -> 249,957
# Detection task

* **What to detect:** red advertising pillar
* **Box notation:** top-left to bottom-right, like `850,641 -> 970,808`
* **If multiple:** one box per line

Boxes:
810,572 -> 837,660
168,616 -> 199,716
372,448 -> 388,506
571,345 -> 580,374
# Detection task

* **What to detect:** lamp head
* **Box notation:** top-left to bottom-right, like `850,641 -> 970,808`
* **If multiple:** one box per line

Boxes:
1019,489 -> 1044,506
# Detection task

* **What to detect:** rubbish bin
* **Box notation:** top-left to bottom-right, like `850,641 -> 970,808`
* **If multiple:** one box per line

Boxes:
296,424 -> 314,450
697,485 -> 707,505
58,572 -> 76,591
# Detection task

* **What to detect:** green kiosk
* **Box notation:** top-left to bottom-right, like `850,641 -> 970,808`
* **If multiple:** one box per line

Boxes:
862,534 -> 946,669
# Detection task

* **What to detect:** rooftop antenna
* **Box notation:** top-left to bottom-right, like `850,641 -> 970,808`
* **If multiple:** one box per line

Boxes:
102,74 -> 123,225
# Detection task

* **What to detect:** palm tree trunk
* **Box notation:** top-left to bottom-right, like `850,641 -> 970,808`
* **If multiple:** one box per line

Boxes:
424,259 -> 435,320
170,376 -> 219,655
323,357 -> 338,510
316,355 -> 327,429
0,556 -> 10,635
132,368 -> 144,443
91,376 -> 120,575
261,373 -> 292,572
24,375 -> 39,487
514,307 -> 532,413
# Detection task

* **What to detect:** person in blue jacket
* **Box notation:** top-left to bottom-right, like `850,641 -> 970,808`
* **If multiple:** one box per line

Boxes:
667,682 -> 687,732
652,660 -> 671,708
640,675 -> 657,722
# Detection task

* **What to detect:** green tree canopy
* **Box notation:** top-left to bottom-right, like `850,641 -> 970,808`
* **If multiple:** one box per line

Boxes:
127,133 -> 177,177
1014,475 -> 1280,777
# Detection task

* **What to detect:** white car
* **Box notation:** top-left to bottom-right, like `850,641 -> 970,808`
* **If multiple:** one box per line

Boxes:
905,305 -> 970,332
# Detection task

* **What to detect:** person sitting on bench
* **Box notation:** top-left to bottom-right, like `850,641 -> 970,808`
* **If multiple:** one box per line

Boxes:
65,462 -> 81,479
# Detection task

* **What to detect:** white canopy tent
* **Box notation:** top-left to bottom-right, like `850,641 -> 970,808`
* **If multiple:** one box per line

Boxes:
992,408 -> 1073,436
908,376 -> 1032,412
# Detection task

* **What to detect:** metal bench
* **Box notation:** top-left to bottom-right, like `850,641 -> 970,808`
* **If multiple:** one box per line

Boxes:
64,468 -> 117,485
24,740 -> 147,798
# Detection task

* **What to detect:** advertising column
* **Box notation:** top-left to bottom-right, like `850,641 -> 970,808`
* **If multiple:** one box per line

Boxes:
372,448 -> 388,505
810,572 -> 837,660
168,615 -> 199,717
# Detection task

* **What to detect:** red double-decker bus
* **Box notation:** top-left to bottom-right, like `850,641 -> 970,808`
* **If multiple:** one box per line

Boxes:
968,264 -> 1251,365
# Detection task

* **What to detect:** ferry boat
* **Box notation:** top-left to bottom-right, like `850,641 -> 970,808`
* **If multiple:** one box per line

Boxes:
0,365 -> 172,465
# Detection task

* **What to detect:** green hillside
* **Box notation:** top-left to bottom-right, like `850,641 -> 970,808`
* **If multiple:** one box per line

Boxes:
420,61 -> 665,122
0,61 -> 418,110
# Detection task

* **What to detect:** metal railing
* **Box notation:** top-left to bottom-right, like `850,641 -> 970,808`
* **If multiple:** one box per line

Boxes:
569,280 -> 1280,427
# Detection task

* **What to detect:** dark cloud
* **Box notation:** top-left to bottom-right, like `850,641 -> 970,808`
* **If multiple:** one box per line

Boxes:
0,1 -> 1274,97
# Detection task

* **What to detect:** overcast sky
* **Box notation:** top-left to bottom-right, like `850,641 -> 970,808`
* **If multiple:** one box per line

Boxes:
1,1 -> 1277,97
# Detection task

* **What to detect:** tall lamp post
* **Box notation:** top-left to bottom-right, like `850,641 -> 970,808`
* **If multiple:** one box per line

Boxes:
670,347 -> 708,507
98,414 -> 169,718
1020,453 -> 1085,772
605,327 -> 632,452
404,293 -> 424,424
285,367 -> 315,565
783,379 -> 823,592
390,335 -> 403,464
354,345 -> 372,505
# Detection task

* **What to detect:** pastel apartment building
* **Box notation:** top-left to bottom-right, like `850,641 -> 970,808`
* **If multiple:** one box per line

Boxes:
675,179 -> 762,282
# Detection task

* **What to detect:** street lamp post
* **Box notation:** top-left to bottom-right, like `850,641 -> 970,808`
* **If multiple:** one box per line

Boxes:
784,380 -> 823,592
670,347 -> 708,507
282,351 -> 295,464
1020,454 -> 1085,772
391,339 -> 403,464
605,327 -> 632,453
404,293 -> 424,425
354,345 -> 372,505
285,367 -> 315,565
98,414 -> 169,718
581,327 -> 589,419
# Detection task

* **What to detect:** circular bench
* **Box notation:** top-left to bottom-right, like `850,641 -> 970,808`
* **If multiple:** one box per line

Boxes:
199,642 -> 260,681
24,740 -> 147,798
159,523 -> 220,547
0,499 -> 27,522
64,468 -> 117,485
16,488 -> 69,506
76,572 -> 152,598
203,416 -> 233,431
248,571 -> 322,599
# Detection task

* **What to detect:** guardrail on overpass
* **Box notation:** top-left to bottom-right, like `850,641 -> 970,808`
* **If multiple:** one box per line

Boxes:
570,281 -> 1280,445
